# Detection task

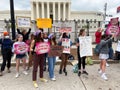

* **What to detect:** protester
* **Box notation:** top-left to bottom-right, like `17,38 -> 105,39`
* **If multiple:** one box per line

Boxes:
76,29 -> 88,77
59,32 -> 71,76
95,28 -> 103,44
17,28 -> 31,42
43,32 -> 49,71
30,31 -> 48,88
98,34 -> 114,80
0,32 -> 13,76
47,33 -> 57,81
26,33 -> 35,70
12,34 -> 28,78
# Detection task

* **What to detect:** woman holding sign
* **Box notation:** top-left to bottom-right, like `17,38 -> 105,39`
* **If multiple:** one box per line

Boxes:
76,29 -> 88,77
12,34 -> 28,78
59,32 -> 71,76
47,33 -> 57,81
30,32 -> 48,88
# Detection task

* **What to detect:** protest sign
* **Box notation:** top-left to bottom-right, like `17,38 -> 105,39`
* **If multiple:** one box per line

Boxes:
35,42 -> 50,54
106,17 -> 120,36
48,45 -> 64,57
14,43 -> 29,54
59,27 -> 72,33
62,38 -> 70,54
16,16 -> 31,28
37,18 -> 52,28
79,36 -> 92,57
116,40 -> 120,52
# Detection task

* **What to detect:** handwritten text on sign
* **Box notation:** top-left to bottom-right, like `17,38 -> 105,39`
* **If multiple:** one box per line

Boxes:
48,45 -> 64,57
79,36 -> 93,57
35,42 -> 50,54
14,43 -> 29,54
16,16 -> 31,28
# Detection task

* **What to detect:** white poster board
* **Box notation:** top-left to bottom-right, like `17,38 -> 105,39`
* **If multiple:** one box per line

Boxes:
16,16 -> 31,28
116,40 -> 120,52
62,38 -> 70,54
79,36 -> 93,57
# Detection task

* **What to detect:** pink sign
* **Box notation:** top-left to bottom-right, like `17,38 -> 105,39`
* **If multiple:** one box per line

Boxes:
14,43 -> 29,54
59,27 -> 72,33
106,17 -> 120,36
35,42 -> 50,54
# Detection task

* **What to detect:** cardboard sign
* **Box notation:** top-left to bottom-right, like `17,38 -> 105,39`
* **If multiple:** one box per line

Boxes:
35,42 -> 50,54
16,16 -> 31,28
62,38 -> 70,54
37,18 -> 52,28
106,17 -> 120,36
14,43 -> 29,54
48,45 -> 64,57
79,36 -> 93,57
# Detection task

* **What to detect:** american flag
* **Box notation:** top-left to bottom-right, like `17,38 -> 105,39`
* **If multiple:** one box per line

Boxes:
117,6 -> 120,13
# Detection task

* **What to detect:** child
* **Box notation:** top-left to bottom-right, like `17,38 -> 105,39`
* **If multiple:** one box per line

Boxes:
12,34 -> 28,78
30,32 -> 48,88
76,29 -> 88,77
98,34 -> 114,80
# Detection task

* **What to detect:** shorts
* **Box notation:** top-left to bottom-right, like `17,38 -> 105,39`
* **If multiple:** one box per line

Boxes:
99,54 -> 109,60
16,54 -> 26,59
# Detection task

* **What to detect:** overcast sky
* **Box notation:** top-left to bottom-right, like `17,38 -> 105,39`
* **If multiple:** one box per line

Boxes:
0,0 -> 119,16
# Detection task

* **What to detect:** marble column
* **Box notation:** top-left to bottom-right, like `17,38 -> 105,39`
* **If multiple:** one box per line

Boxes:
47,2 -> 50,18
36,2 -> 39,18
53,2 -> 55,20
41,2 -> 44,18
58,2 -> 61,20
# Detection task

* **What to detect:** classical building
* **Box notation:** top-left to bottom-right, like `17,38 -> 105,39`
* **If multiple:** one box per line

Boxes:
0,0 -> 104,42
31,0 -> 71,21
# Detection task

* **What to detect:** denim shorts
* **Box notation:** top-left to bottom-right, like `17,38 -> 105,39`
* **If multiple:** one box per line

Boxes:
16,54 -> 26,59
99,54 -> 109,60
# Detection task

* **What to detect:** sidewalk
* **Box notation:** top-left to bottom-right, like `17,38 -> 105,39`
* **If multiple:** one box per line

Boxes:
0,64 -> 120,90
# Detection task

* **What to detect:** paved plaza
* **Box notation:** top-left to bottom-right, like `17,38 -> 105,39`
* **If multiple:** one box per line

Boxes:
0,64 -> 120,90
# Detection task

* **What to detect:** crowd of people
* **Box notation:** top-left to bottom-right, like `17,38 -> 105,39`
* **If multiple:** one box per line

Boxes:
0,26 -> 119,88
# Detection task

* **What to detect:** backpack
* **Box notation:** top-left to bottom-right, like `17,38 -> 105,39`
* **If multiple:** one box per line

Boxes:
73,64 -> 78,73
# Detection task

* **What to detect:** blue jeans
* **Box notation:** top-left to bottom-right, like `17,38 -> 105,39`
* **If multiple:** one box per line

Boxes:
109,47 -> 113,59
48,57 -> 56,78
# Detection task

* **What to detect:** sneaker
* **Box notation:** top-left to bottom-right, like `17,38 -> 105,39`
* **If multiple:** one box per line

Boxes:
106,63 -> 109,67
40,78 -> 48,82
23,71 -> 28,75
101,73 -> 108,80
83,71 -> 88,75
33,81 -> 38,88
98,69 -> 102,74
0,71 -> 3,76
51,77 -> 56,81
15,73 -> 20,78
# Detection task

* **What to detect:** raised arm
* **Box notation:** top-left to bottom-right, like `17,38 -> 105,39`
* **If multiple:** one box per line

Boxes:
17,28 -> 22,34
